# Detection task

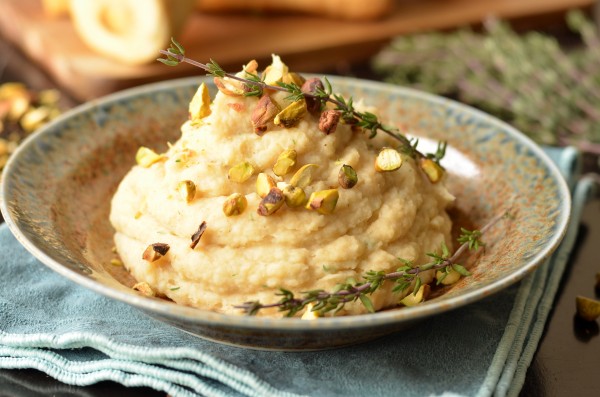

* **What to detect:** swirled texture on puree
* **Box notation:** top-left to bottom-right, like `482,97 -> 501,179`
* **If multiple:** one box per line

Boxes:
110,67 -> 455,316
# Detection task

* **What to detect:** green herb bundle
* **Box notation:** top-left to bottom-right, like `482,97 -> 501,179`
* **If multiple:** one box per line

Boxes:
373,10 -> 600,154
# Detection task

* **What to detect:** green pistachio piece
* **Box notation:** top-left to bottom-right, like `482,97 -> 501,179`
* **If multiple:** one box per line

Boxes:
223,193 -> 248,217
420,158 -> 444,183
110,259 -> 123,267
400,284 -> 430,307
135,147 -> 163,168
251,94 -> 280,134
228,161 -> 255,183
256,172 -> 276,198
214,77 -> 245,96
274,100 -> 307,128
301,302 -> 321,320
38,89 -> 60,106
282,72 -> 306,87
282,185 -> 307,208
177,180 -> 196,203
262,54 -> 288,85
20,107 -> 50,132
132,282 -> 156,297
375,147 -> 403,172
305,189 -> 339,215
257,187 -> 285,216
338,164 -> 358,189
576,296 -> 600,321
142,243 -> 170,263
289,163 -> 319,188
435,268 -> 461,285
273,149 -> 297,177
188,82 -> 211,122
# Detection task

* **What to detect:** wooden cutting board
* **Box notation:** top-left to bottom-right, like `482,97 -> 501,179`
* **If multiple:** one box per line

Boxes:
0,0 -> 593,100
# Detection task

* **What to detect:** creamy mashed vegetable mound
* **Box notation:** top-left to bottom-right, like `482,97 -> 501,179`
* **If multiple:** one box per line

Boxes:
110,56 -> 455,317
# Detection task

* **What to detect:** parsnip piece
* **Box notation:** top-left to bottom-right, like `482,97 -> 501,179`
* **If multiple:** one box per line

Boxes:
70,0 -> 194,65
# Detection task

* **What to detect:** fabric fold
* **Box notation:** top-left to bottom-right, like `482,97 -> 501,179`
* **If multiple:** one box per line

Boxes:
0,146 -> 594,397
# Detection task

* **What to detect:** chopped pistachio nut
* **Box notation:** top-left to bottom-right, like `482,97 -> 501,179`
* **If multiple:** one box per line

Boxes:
301,78 -> 325,113
20,107 -> 50,132
188,82 -> 211,122
274,100 -> 307,128
318,109 -> 341,135
282,184 -> 307,208
256,172 -> 276,198
251,94 -> 279,134
177,180 -> 196,203
132,282 -> 156,297
213,77 -> 245,96
190,221 -> 207,249
338,164 -> 358,189
223,193 -> 248,216
420,158 -> 444,183
38,89 -> 60,106
0,82 -> 28,100
301,303 -> 321,320
262,54 -> 288,85
305,189 -> 339,215
257,187 -> 285,216
276,181 -> 289,190
273,149 -> 297,177
239,59 -> 259,76
142,243 -> 170,262
400,284 -> 430,307
282,72 -> 306,87
375,147 -> 403,172
289,164 -> 318,188
8,95 -> 30,121
110,258 -> 123,267
575,296 -> 600,322
228,161 -> 255,183
435,268 -> 461,285
135,147 -> 163,168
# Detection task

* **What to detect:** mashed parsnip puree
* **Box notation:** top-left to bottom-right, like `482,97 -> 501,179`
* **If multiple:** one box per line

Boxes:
109,56 -> 455,317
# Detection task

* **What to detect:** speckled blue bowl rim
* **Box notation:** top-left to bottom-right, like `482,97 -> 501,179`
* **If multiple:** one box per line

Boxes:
0,76 -> 571,332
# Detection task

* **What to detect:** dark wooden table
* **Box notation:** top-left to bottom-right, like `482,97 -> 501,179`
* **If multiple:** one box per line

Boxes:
1,34 -> 599,397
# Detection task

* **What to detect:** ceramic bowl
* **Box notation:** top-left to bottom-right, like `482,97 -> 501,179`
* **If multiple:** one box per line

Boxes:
0,76 -> 570,350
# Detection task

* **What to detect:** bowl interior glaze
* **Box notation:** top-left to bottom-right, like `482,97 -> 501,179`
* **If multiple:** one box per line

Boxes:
0,77 -> 570,350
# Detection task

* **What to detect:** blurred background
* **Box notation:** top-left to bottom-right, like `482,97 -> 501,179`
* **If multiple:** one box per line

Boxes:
1,0 -> 599,396
2,0 -> 600,173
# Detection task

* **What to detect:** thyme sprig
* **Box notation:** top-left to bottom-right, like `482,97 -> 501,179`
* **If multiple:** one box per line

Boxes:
373,10 -> 600,153
158,39 -> 428,159
236,209 -> 509,316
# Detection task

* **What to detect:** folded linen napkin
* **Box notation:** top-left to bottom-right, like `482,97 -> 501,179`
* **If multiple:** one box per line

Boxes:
0,147 -> 595,397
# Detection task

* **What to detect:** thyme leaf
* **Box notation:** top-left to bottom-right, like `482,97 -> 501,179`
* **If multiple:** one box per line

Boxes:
235,207 -> 510,316
157,43 -> 447,163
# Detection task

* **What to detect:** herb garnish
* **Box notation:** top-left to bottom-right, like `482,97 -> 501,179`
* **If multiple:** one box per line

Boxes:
236,209 -> 508,316
158,39 -> 444,163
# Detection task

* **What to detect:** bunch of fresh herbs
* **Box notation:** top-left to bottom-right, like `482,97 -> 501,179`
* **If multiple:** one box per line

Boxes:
373,10 -> 600,155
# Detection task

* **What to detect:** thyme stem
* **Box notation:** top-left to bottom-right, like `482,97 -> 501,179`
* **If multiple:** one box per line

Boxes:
159,50 -> 287,92
236,206 -> 511,316
159,49 -> 421,156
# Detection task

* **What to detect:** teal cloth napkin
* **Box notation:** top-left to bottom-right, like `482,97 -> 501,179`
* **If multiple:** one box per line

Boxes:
0,147 -> 596,397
